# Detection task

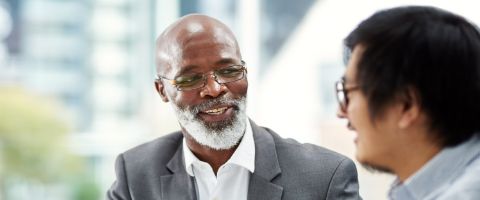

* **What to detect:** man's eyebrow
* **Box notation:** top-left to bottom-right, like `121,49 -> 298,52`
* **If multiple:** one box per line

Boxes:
215,58 -> 240,66
174,58 -> 240,76
174,64 -> 199,76
343,76 -> 358,85
342,76 -> 352,84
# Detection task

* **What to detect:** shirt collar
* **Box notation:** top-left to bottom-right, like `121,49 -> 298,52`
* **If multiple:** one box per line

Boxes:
183,119 -> 255,176
389,134 -> 480,200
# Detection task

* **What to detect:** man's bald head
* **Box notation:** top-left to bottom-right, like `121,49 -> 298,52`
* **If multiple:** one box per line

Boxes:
155,14 -> 242,75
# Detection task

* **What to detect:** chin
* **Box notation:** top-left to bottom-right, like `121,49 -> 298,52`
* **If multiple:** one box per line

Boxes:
356,155 -> 394,174
173,96 -> 248,150
199,115 -> 235,131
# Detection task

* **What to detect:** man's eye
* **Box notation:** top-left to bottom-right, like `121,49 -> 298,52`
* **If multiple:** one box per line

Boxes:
217,67 -> 242,77
174,75 -> 202,86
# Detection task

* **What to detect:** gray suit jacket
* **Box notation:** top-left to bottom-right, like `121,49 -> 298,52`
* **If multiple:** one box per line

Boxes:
107,120 -> 361,200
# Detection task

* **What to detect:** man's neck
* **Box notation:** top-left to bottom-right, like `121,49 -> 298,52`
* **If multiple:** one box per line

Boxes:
185,136 -> 238,175
392,135 -> 442,182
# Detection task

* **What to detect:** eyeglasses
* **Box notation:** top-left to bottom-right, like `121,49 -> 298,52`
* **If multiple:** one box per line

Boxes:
156,61 -> 247,91
335,78 -> 359,112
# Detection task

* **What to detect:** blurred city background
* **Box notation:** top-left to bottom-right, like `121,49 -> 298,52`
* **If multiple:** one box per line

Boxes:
0,0 -> 478,199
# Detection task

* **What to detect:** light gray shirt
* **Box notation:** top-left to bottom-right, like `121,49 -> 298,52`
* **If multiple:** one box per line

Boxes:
389,134 -> 480,200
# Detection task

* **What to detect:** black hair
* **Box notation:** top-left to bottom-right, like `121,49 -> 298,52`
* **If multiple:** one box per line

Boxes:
344,6 -> 480,147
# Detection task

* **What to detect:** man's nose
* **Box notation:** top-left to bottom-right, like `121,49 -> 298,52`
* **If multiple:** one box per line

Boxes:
200,74 -> 227,98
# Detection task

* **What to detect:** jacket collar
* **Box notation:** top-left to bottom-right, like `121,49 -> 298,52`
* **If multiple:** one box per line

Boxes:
161,144 -> 198,199
162,119 -> 283,200
247,119 -> 283,199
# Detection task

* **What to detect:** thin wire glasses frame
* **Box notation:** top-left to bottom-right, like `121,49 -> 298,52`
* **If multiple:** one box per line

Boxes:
335,78 -> 360,112
156,60 -> 247,91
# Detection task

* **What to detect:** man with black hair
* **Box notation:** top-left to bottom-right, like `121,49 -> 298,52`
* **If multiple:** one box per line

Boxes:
336,5 -> 480,199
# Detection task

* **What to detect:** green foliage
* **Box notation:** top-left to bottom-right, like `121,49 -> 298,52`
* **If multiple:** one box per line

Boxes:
71,176 -> 101,200
0,86 -> 85,197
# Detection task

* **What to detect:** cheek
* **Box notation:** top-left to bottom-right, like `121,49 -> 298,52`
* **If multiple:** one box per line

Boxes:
347,99 -> 364,125
174,92 -> 200,107
347,97 -> 375,136
229,79 -> 248,97
163,86 -> 199,108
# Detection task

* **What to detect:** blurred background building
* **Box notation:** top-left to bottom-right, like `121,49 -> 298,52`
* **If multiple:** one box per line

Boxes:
0,0 -> 478,199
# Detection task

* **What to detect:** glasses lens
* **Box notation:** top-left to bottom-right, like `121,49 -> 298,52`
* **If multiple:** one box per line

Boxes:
215,65 -> 245,83
174,74 -> 204,90
335,81 -> 347,110
337,91 -> 346,108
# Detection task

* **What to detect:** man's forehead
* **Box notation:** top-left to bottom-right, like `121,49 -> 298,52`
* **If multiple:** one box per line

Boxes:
157,35 -> 238,70
169,22 -> 237,50
155,15 -> 240,74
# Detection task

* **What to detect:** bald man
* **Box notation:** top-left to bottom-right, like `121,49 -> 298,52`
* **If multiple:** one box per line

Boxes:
107,14 -> 361,200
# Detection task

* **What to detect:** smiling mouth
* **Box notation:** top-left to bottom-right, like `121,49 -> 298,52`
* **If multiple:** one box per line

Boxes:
203,107 -> 229,115
197,105 -> 236,123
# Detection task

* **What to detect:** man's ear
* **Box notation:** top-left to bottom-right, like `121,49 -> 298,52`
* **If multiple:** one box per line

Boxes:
398,87 -> 421,129
154,80 -> 169,102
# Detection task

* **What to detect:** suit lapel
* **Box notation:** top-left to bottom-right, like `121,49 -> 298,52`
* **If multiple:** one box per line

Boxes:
158,120 -> 283,200
160,142 -> 198,200
248,120 -> 283,200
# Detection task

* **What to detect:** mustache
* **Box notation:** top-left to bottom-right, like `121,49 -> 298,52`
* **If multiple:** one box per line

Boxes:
188,96 -> 244,115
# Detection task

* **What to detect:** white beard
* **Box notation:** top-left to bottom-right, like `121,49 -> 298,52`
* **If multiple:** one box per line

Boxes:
171,96 -> 247,150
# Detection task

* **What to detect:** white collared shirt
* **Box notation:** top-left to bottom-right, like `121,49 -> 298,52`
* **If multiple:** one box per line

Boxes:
183,119 -> 255,200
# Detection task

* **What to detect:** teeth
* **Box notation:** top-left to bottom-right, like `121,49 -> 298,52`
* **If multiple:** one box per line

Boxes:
205,107 -> 228,115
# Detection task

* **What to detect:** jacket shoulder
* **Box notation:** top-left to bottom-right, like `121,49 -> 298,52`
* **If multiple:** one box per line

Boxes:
121,131 -> 183,173
126,131 -> 182,151
263,127 -> 360,198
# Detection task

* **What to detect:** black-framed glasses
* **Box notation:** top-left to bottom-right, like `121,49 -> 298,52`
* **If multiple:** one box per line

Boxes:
156,60 -> 247,91
335,78 -> 359,111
